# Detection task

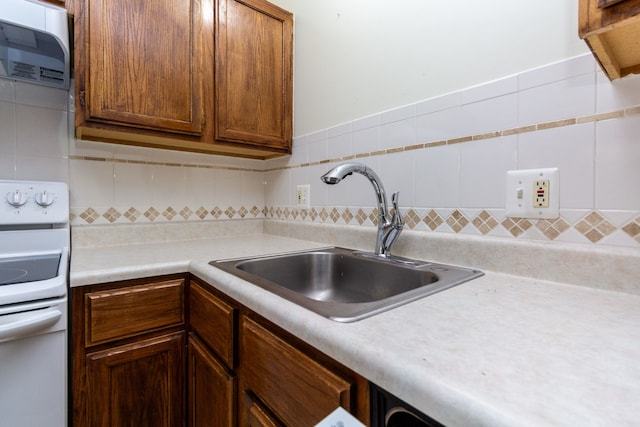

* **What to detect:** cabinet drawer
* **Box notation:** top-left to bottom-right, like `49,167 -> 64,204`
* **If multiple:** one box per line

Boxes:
84,278 -> 185,346
240,317 -> 354,426
190,280 -> 236,368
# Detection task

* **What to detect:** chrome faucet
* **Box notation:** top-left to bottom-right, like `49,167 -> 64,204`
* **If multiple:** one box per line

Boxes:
321,162 -> 404,257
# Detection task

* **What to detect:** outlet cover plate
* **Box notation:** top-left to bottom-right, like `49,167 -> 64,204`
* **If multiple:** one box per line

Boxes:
506,168 -> 559,219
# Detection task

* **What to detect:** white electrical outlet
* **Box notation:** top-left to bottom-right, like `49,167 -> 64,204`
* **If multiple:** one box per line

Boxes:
506,168 -> 559,219
296,184 -> 310,209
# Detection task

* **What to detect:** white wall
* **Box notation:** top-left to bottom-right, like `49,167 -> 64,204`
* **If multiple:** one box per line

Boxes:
269,0 -> 589,136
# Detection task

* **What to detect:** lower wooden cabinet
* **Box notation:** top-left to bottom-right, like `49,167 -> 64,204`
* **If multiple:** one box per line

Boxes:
73,275 -> 370,426
188,336 -> 235,427
239,316 -> 359,426
72,275 -> 187,427
242,391 -> 284,427
86,332 -> 185,427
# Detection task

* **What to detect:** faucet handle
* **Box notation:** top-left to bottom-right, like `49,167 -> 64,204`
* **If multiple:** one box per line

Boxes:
391,192 -> 404,227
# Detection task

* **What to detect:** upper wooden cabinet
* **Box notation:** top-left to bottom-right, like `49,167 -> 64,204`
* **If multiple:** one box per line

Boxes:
579,0 -> 640,79
73,0 -> 293,159
215,0 -> 293,151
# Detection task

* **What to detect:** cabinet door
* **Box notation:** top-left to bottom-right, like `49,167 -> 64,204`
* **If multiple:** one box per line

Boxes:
241,392 -> 284,427
81,0 -> 203,135
239,317 -> 355,426
86,332 -> 185,427
190,280 -> 236,369
215,0 -> 293,150
188,336 -> 235,427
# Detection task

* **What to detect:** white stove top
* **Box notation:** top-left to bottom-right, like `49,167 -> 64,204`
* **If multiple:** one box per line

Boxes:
0,180 -> 69,305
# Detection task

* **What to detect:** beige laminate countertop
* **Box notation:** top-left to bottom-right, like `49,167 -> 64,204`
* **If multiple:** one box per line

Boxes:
70,233 -> 640,427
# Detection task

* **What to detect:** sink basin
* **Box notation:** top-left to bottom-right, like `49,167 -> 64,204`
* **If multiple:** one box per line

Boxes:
212,247 -> 483,322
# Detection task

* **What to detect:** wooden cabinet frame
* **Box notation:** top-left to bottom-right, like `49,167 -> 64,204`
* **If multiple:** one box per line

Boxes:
579,0 -> 640,79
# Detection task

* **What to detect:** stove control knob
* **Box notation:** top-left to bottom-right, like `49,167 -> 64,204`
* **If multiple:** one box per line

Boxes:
35,191 -> 54,207
7,190 -> 28,207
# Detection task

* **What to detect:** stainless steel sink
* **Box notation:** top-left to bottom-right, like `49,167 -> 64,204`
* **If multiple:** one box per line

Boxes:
212,247 -> 483,322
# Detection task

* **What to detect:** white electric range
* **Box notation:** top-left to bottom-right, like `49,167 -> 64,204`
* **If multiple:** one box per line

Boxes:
0,179 -> 70,427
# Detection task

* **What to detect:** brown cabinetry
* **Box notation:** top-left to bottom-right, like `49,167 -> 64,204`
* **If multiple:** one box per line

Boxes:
72,276 -> 186,427
188,279 -> 238,426
86,332 -> 185,427
76,0 -> 204,135
73,0 -> 292,158
188,336 -> 235,427
73,275 -> 369,426
215,0 -> 293,151
579,0 -> 640,79
239,315 -> 368,426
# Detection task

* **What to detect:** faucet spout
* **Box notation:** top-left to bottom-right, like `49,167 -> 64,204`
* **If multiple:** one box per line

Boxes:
321,162 -> 404,257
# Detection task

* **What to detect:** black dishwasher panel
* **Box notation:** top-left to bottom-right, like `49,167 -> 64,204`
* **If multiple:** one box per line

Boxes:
370,383 -> 444,427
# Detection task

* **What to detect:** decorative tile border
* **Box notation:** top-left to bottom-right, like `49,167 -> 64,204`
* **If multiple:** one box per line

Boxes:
71,205 -> 266,226
264,206 -> 640,247
70,204 -> 640,247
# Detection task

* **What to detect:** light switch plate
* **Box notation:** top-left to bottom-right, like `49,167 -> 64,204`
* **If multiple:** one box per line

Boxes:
506,168 -> 559,219
296,184 -> 310,209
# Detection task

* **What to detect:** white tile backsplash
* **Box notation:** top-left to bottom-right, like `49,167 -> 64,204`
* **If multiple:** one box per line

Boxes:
212,169 -> 242,208
351,113 -> 381,132
241,171 -> 266,208
596,72 -> 640,113
69,159 -> 114,207
595,115 -> 640,210
2,53 -> 640,249
327,131 -> 352,160
416,107 -> 461,143
15,82 -> 68,110
518,54 -> 596,90
414,144 -> 461,208
458,93 -> 518,136
0,80 -> 16,102
114,162 -> 154,207
458,75 -> 518,105
518,73 -> 596,125
517,123 -> 596,209
379,150 -> 416,207
184,167 -> 217,206
459,135 -> 518,208
0,102 -> 16,179
352,126 -> 380,154
15,156 -> 68,182
381,104 -> 416,124
15,104 -> 68,159
380,117 -> 416,150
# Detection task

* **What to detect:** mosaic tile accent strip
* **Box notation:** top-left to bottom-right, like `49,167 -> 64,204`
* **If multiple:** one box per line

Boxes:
472,210 -> 499,235
261,206 -> 640,248
501,217 -> 533,237
423,209 -> 444,231
446,210 -> 470,233
71,205 -> 265,226
71,204 -> 640,248
622,216 -> 640,243
575,212 -> 616,243
536,218 -> 571,240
